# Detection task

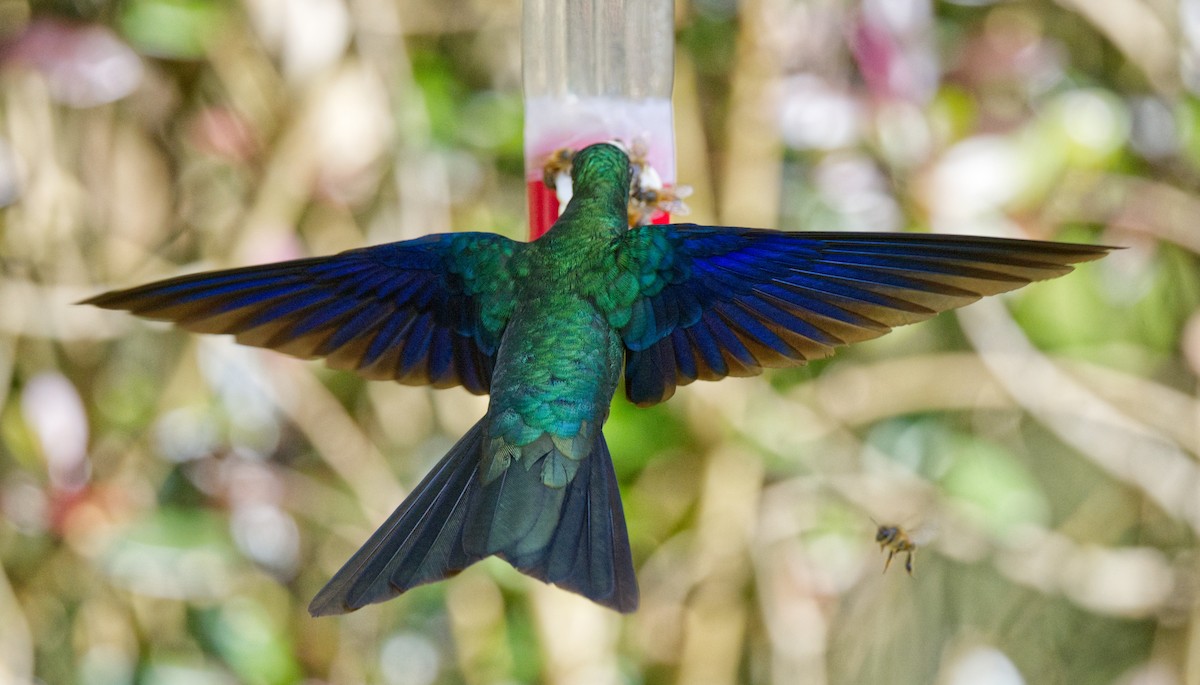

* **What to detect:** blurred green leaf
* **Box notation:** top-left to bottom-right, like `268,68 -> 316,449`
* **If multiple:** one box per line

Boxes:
101,508 -> 238,601
937,431 -> 1050,534
194,598 -> 301,685
605,395 -> 692,478
1013,240 -> 1200,372
118,0 -> 226,60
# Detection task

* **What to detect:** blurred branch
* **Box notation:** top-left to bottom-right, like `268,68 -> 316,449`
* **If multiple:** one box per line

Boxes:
674,53 -> 718,224
1057,359 -> 1200,456
270,366 -> 404,522
0,327 -> 15,414
800,353 -> 1013,428
350,0 -> 454,243
958,300 -> 1200,534
719,0 -> 786,227
198,341 -> 405,523
0,565 -> 33,685
1047,172 -> 1200,255
675,445 -> 762,685
693,344 -> 1200,468
1053,0 -> 1179,94
530,587 -> 622,685
2,281 -> 139,340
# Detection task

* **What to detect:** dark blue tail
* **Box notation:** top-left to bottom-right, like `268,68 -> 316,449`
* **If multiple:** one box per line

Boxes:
308,418 -> 638,615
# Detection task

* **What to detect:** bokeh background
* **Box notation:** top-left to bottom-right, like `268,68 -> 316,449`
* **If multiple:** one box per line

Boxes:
1,0 -> 1197,683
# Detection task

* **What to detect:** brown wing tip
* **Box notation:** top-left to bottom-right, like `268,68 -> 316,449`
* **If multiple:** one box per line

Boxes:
993,241 -> 1115,282
1057,243 -> 1120,263
307,595 -> 359,617
78,290 -> 124,308
78,285 -> 164,311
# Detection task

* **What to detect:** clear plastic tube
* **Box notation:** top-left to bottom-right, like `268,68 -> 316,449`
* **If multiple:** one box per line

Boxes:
522,0 -> 675,237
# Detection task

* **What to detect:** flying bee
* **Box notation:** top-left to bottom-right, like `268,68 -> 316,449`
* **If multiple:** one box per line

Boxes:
872,520 -> 919,575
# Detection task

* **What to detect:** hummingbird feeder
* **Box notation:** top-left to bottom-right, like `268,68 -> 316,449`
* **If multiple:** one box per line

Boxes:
522,0 -> 678,239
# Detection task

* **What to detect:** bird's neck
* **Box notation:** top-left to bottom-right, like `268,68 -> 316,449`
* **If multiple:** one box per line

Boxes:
551,180 -> 629,239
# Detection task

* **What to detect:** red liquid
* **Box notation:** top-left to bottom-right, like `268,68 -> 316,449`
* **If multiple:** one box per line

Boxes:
527,181 -> 559,240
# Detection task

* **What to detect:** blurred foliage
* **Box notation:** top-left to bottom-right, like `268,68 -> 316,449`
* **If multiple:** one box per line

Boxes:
1,0 -> 1198,684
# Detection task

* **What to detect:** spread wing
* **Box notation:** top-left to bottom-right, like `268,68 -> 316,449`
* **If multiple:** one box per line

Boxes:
614,226 -> 1111,406
85,233 -> 520,394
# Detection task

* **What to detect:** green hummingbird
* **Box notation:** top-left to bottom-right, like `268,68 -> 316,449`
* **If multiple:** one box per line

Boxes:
85,143 -> 1110,614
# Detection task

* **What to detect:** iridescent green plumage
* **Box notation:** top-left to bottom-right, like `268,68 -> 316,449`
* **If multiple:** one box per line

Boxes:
84,143 -> 1111,614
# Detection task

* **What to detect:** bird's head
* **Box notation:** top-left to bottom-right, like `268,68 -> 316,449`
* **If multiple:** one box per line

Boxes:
570,142 -> 633,196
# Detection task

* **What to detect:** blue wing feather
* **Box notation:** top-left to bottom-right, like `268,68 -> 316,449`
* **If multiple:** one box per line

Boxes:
685,322 -> 726,378
363,314 -> 409,368
617,226 -> 1111,405
671,329 -> 698,383
400,313 -> 435,377
316,303 -> 389,354
84,233 -> 519,394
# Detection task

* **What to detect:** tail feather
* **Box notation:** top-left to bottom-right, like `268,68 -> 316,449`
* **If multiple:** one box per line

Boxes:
308,418 -> 639,616
464,433 -> 638,611
465,438 -> 564,558
308,421 -> 482,616
532,437 -> 637,610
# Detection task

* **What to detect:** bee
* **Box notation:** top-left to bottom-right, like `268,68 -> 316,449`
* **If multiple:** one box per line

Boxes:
625,138 -> 692,226
541,147 -> 576,189
628,182 -> 693,226
873,521 -> 917,575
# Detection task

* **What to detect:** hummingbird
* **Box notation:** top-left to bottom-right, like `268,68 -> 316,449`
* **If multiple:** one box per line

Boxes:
85,143 -> 1110,615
